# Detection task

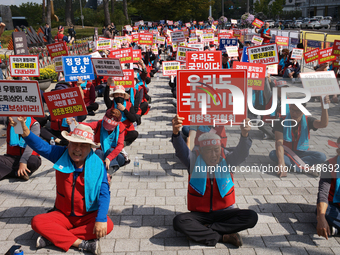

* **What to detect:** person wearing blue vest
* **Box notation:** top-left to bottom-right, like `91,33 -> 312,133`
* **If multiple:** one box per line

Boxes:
317,137 -> 340,239
269,96 -> 330,177
171,115 -> 258,247
15,118 -> 112,254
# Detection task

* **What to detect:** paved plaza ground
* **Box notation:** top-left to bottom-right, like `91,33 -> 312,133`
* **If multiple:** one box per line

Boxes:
1,72 -> 340,255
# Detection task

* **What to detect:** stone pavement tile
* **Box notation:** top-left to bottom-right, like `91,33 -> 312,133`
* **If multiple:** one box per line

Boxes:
24,206 -> 48,217
302,195 -> 318,204
237,180 -> 258,187
254,247 -> 282,255
288,188 -> 311,196
166,197 -> 185,206
1,198 -> 26,207
120,216 -> 142,227
140,238 -> 165,251
148,182 -> 166,189
309,234 -> 340,247
203,249 -> 230,255
178,250 -> 204,254
110,205 -> 133,216
258,203 -> 282,213
15,183 -> 38,191
306,247 -> 334,255
1,206 -> 28,217
129,182 -> 148,189
332,247 -> 340,254
305,187 -> 318,195
283,195 -> 308,204
250,187 -> 271,195
130,226 -> 153,239
268,187 -> 290,195
286,234 -> 316,247
255,180 -> 277,187
248,224 -> 271,235
98,239 -> 115,253
241,235 -> 266,248
269,223 -> 296,235
4,217 -> 31,229
237,204 -> 260,213
235,188 -> 252,195
146,197 -> 165,206
244,195 -> 266,204
7,228 -> 35,240
107,225 -> 130,239
0,228 -> 13,240
262,235 -> 291,247
132,205 -> 155,215
127,252 -> 151,255
156,189 -> 175,197
264,195 -> 287,203
257,213 -> 277,224
114,239 -> 140,252
229,248 -> 256,255
164,237 -> 189,250
117,189 -> 137,197
153,227 -> 177,238
280,247 -> 308,255
277,203 -> 303,213
273,213 -> 299,223
152,251 -> 177,255
155,206 -> 175,215
298,204 -> 317,213
143,215 -> 164,227
294,213 -> 317,223
125,196 -> 146,206
291,223 -> 316,235
165,182 -> 184,189
188,240 -> 216,250
164,215 -> 175,226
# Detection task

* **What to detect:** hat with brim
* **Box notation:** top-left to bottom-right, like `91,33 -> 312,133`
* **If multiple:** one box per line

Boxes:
61,124 -> 100,148
109,85 -> 130,99
328,140 -> 340,148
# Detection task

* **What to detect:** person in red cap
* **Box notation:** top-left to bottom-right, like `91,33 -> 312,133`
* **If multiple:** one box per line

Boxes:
54,26 -> 70,43
171,115 -> 258,247
317,137 -> 340,240
14,118 -> 113,255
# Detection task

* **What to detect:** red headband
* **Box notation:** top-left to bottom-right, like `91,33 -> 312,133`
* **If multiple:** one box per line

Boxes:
199,139 -> 221,147
70,128 -> 94,141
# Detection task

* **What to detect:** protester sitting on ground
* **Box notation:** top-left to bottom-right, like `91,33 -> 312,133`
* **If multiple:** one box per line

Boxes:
278,49 -> 290,75
269,97 -> 330,177
15,118 -> 112,254
72,108 -> 129,178
79,80 -> 99,116
104,84 -> 139,145
171,115 -> 258,247
0,117 -> 41,181
282,59 -> 301,80
54,26 -> 70,43
316,137 -> 340,240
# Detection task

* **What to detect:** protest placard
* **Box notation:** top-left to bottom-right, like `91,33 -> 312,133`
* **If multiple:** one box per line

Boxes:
186,51 -> 222,70
12,32 -> 29,55
138,33 -> 153,45
47,42 -> 69,59
157,36 -> 165,45
251,35 -> 263,45
291,48 -> 304,60
188,37 -> 198,44
132,33 -> 139,42
91,58 -> 123,77
252,18 -> 264,28
233,61 -> 266,90
267,64 -> 278,74
177,69 -> 247,125
44,87 -> 87,120
275,36 -> 289,47
9,55 -> 40,77
112,70 -> 134,88
109,48 -> 133,64
0,80 -> 44,117
133,49 -> 141,62
176,46 -> 199,62
62,55 -> 94,82
233,30 -> 241,37
304,48 -> 319,63
226,46 -> 239,57
319,47 -> 336,64
219,38 -> 238,52
201,33 -> 214,42
54,56 -> 63,72
332,40 -> 340,56
162,61 -> 180,76
301,71 -> 340,97
96,39 -> 112,50
247,43 -> 279,65
188,43 -> 204,51
171,31 -> 186,43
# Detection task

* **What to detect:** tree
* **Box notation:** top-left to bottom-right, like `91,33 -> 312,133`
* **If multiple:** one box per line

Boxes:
270,0 -> 284,19
18,2 -> 43,27
123,0 -> 129,22
65,0 -> 72,26
111,0 -> 115,16
103,0 -> 111,25
46,0 -> 51,26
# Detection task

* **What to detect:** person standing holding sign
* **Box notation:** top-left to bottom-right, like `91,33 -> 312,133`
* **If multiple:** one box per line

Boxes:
255,22 -> 272,44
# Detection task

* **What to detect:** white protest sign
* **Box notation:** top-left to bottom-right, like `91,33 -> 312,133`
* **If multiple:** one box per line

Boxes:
176,46 -> 199,62
251,35 -> 263,45
267,64 -> 278,75
226,46 -> 238,57
89,51 -> 102,58
188,43 -> 204,51
0,80 -> 44,117
247,43 -> 279,65
96,39 -> 112,50
54,56 -> 63,72
9,55 -> 40,77
291,48 -> 304,60
91,58 -> 123,77
162,61 -> 180,76
171,31 -> 186,43
300,71 -> 340,96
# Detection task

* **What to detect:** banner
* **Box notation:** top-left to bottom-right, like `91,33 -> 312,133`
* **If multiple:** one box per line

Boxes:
96,39 -> 112,50
247,43 -> 279,65
177,69 -> 247,125
275,36 -> 289,47
162,61 -> 180,76
47,42 -> 69,59
9,55 -> 40,77
91,58 -> 123,77
304,48 -> 319,63
112,69 -> 134,88
138,33 -> 153,45
252,18 -> 264,28
291,48 -> 304,60
44,87 -> 87,120
62,55 -> 94,82
233,61 -> 266,90
251,35 -> 263,45
133,49 -> 142,62
219,38 -> 238,52
186,51 -> 222,70
301,71 -> 340,96
0,80 -> 44,117
319,47 -> 336,64
171,31 -> 186,43
176,46 -> 199,62
109,48 -> 133,64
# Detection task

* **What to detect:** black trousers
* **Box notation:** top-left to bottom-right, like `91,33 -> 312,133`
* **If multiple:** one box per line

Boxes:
125,130 -> 138,144
0,154 -> 41,180
140,102 -> 149,115
173,208 -> 258,246
87,102 -> 99,112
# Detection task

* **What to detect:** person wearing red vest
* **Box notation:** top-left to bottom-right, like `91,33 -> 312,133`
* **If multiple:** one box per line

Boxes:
269,98 -> 330,178
80,80 -> 99,116
317,138 -> 340,239
0,117 -> 41,181
54,26 -> 70,43
255,22 -> 271,44
171,115 -> 257,247
17,119 -> 113,254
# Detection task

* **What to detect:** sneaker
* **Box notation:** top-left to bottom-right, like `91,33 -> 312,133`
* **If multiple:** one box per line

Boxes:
79,239 -> 101,255
36,235 -> 52,249
262,133 -> 268,140
88,111 -> 96,116
222,233 -> 243,247
331,226 -> 339,236
121,148 -> 130,161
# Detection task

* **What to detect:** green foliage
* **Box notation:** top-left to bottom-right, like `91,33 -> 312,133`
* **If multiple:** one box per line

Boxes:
18,2 -> 43,27
254,0 -> 285,19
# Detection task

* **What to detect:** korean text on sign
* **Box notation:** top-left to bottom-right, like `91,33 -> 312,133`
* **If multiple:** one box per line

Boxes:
44,87 -> 87,120
133,49 -> 142,62
177,69 -> 247,126
109,48 -> 133,64
162,61 -> 180,76
0,80 -> 44,117
291,48 -> 303,60
112,69 -> 134,88
233,61 -> 266,90
47,42 -> 69,59
319,47 -> 336,64
62,55 -> 94,82
138,33 -> 153,45
275,36 -> 289,47
176,46 -> 199,62
251,35 -> 263,46
252,18 -> 264,28
247,43 -> 279,65
186,51 -> 221,70
91,58 -> 123,77
332,40 -> 340,56
9,55 -> 40,77
219,38 -> 237,52
96,39 -> 112,50
304,48 -> 319,64
171,31 -> 186,43
300,71 -> 340,97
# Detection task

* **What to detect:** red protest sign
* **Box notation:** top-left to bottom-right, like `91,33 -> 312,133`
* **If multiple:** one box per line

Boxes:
252,18 -> 264,28
186,51 -> 222,70
47,42 -> 68,59
177,69 -> 247,126
319,47 -> 336,64
167,20 -> 173,25
304,48 -> 319,63
138,33 -> 153,45
44,87 -> 87,120
132,33 -> 139,42
218,33 -> 232,41
332,40 -> 340,56
275,36 -> 289,47
199,21 -> 204,25
133,26 -> 138,31
112,69 -> 134,88
233,30 -> 241,38
133,49 -> 141,62
233,61 -> 266,90
109,47 -> 133,64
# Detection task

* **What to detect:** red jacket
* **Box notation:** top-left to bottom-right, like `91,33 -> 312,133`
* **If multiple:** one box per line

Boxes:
50,119 -> 69,132
112,100 -> 135,132
83,120 -> 125,161
283,115 -> 310,151
82,81 -> 96,107
54,33 -> 65,43
6,118 -> 39,156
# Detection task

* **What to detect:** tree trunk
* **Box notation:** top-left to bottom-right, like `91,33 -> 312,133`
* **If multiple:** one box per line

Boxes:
123,0 -> 129,22
111,0 -> 115,16
65,0 -> 72,26
103,0 -> 111,26
46,0 -> 51,27
42,0 -> 46,24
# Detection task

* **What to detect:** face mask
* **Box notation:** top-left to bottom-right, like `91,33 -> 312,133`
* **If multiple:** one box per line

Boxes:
114,97 -> 124,104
